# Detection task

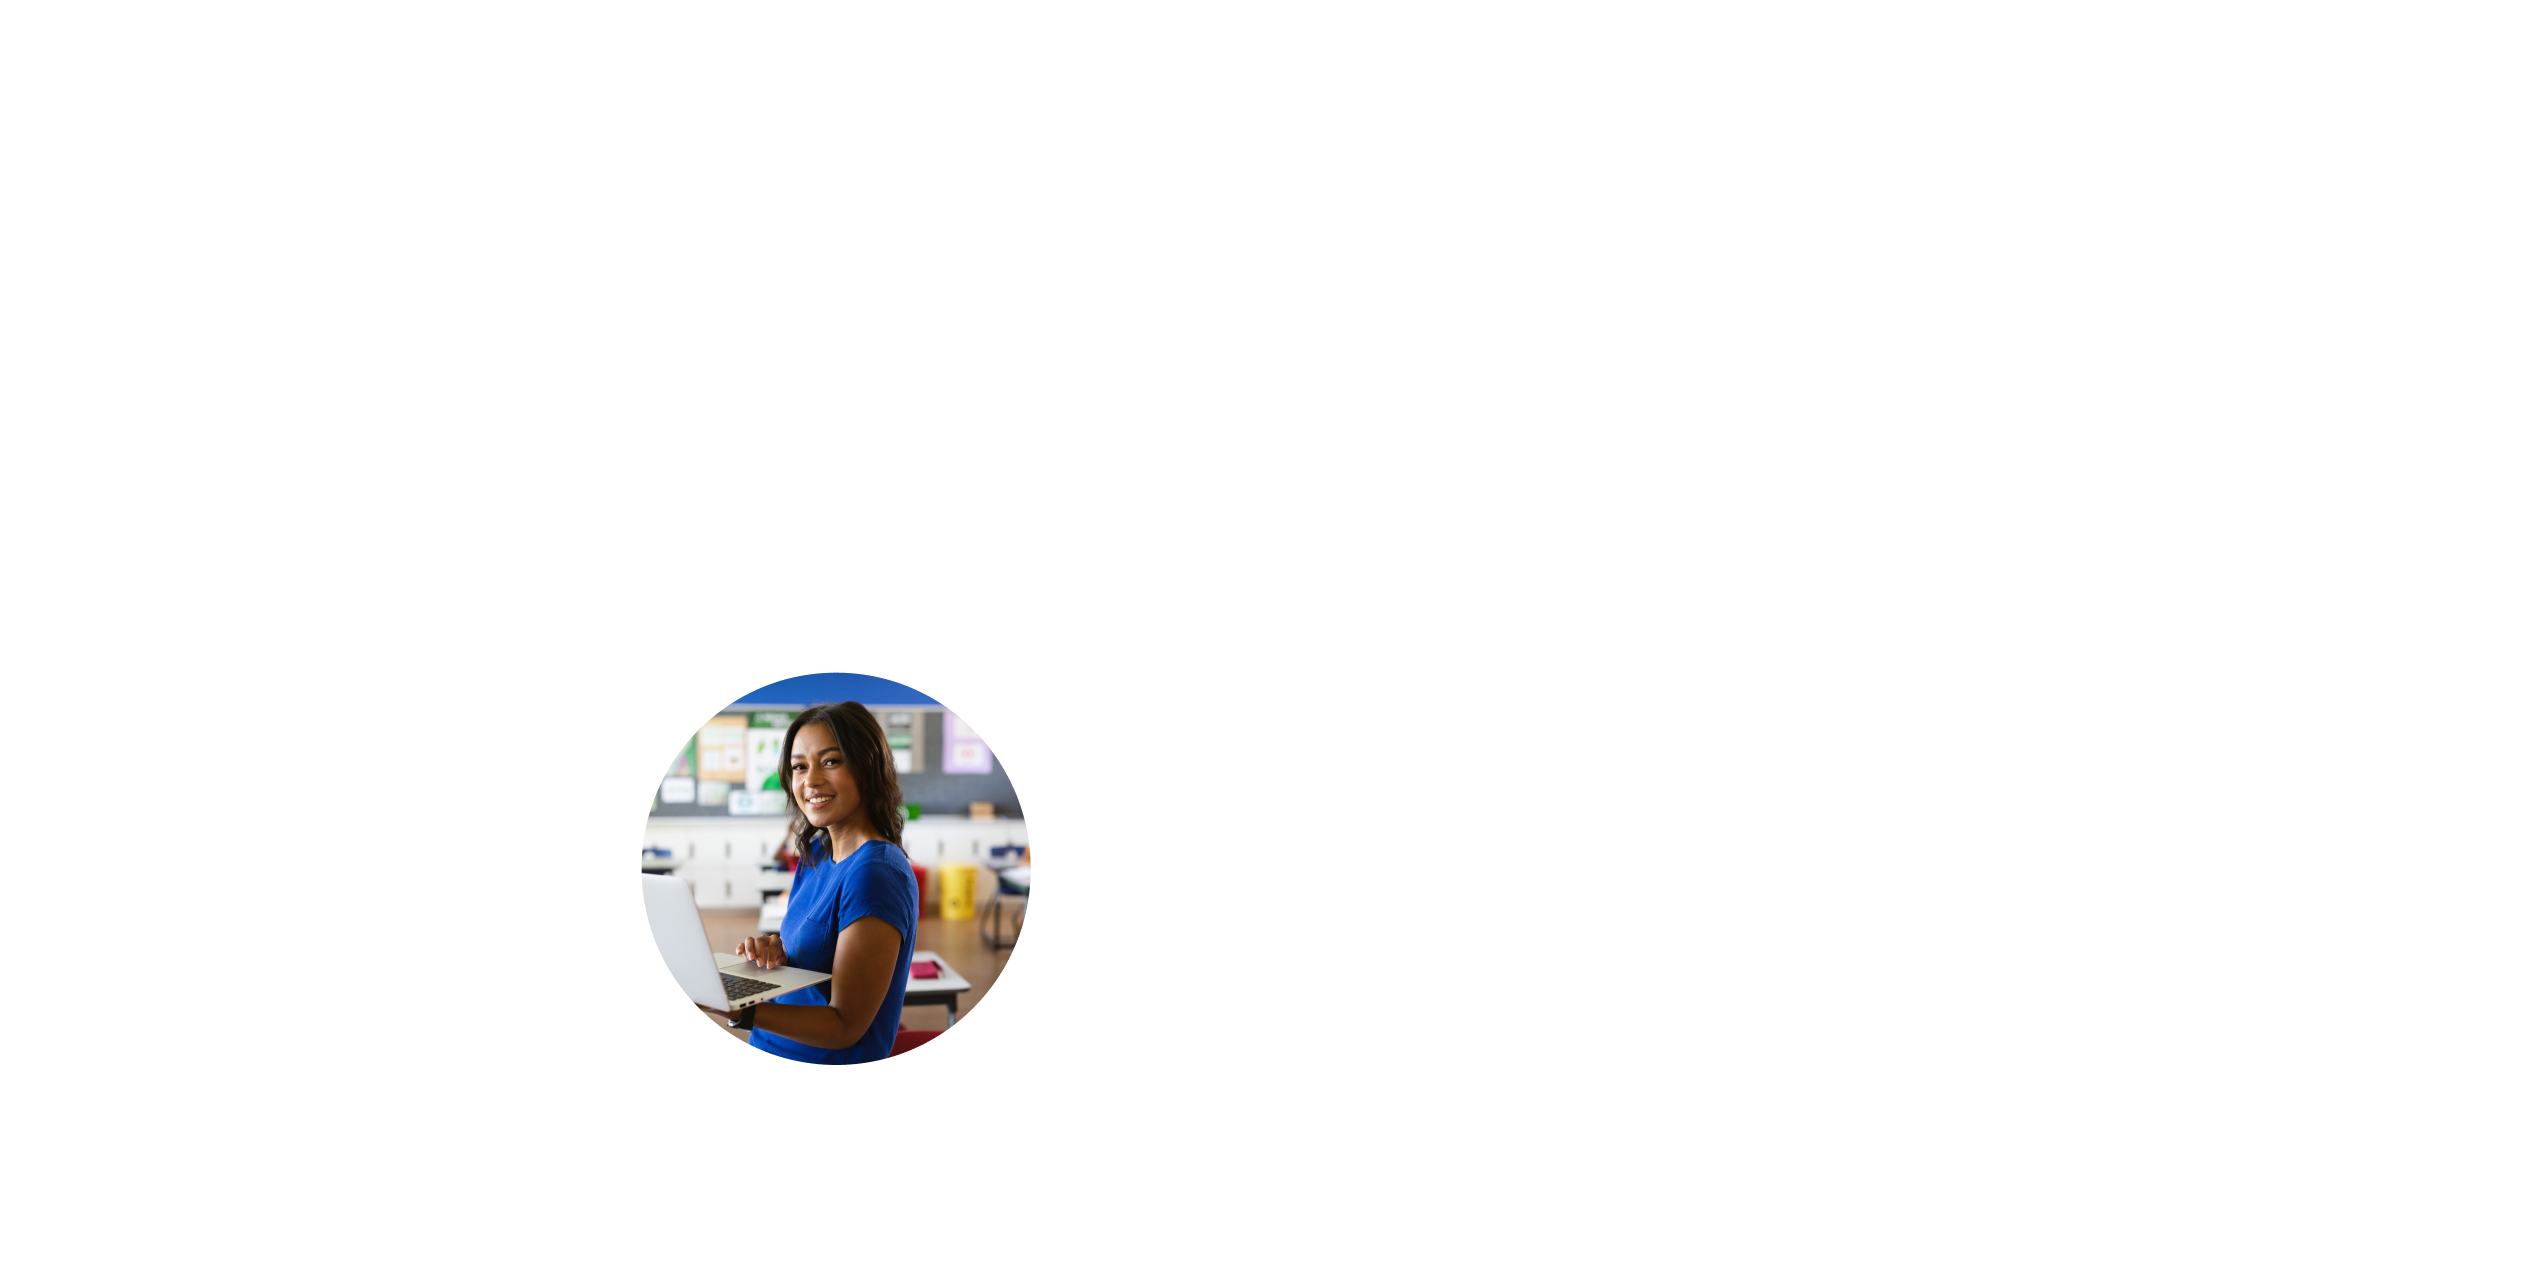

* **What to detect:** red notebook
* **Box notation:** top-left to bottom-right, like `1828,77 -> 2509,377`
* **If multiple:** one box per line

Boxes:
909,961 -> 941,980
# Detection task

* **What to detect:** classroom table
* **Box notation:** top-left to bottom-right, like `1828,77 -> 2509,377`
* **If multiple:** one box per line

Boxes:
902,950 -> 973,1025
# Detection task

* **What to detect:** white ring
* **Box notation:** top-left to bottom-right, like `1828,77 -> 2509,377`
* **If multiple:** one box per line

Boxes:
520,535 -> 1116,1136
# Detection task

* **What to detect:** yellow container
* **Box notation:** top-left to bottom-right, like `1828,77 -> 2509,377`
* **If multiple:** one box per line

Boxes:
940,862 -> 977,921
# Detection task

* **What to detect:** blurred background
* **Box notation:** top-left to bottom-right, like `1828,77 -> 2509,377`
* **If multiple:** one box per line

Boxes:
640,672 -> 1030,1041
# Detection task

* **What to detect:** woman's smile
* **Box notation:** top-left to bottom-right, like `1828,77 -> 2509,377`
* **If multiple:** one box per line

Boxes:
788,719 -> 864,829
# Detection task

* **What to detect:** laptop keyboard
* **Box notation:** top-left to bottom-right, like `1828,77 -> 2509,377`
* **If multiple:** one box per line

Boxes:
720,972 -> 779,1000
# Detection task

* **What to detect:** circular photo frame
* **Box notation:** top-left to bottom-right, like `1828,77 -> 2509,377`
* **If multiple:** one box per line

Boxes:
522,535 -> 1116,1136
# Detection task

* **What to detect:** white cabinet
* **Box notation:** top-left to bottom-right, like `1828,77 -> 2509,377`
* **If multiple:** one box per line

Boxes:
687,858 -> 748,908
641,818 -> 820,910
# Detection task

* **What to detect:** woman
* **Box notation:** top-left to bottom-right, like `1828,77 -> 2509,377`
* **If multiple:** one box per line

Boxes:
696,701 -> 920,1063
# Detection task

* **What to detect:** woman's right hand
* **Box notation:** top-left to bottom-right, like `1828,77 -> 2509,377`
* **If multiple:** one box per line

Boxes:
735,935 -> 786,969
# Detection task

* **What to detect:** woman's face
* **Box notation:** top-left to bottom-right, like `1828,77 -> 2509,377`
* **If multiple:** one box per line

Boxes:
789,720 -> 864,830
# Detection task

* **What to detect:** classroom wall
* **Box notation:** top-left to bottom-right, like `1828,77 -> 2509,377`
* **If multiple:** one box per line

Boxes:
649,709 -> 1023,820
897,710 -> 1023,818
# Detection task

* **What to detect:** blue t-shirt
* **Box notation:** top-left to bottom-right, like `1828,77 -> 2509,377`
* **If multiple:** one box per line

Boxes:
749,835 -> 918,1065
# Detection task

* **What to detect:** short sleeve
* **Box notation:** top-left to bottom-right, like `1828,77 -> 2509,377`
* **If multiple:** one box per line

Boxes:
836,847 -> 916,944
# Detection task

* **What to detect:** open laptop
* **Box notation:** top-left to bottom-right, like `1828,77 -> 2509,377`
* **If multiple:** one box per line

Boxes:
643,873 -> 830,1012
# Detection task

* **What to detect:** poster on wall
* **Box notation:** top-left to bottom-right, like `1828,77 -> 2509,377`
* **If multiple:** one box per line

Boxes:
745,729 -> 785,792
697,715 -> 749,782
659,776 -> 697,805
881,708 -> 923,775
698,779 -> 731,807
729,788 -> 784,816
942,711 -> 993,775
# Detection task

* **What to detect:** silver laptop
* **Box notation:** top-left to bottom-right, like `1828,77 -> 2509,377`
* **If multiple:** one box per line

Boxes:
643,873 -> 830,1012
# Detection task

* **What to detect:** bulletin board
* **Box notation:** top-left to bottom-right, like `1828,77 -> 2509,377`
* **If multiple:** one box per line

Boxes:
649,706 -> 1023,821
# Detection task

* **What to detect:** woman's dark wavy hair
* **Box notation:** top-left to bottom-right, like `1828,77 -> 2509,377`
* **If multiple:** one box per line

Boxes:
781,701 -> 905,866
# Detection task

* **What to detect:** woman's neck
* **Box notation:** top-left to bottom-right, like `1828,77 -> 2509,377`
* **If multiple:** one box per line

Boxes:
824,815 -> 880,857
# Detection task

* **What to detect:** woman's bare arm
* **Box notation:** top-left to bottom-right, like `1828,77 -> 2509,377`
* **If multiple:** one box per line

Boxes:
743,917 -> 903,1050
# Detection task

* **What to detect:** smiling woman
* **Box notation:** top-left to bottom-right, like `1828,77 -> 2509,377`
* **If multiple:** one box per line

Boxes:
704,702 -> 923,1064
